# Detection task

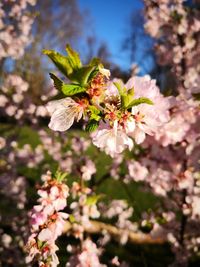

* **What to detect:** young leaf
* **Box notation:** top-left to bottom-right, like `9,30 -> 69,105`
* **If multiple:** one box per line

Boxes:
85,120 -> 99,132
49,73 -> 86,96
66,44 -> 82,69
89,57 -> 101,66
88,105 -> 100,115
126,97 -> 153,109
113,82 -> 131,109
70,65 -> 96,86
43,50 -> 72,77
55,170 -> 68,182
90,113 -> 101,121
37,239 -> 46,249
121,94 -> 134,109
113,82 -> 125,96
86,194 -> 103,206
88,105 -> 101,121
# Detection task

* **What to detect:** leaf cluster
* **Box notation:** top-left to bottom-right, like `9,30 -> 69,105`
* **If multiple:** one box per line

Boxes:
43,45 -> 101,97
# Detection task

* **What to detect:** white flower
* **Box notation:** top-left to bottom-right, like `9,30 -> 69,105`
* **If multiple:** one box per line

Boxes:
92,121 -> 133,157
47,97 -> 84,132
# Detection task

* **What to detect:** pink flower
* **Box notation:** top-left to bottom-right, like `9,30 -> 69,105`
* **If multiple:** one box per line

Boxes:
26,172 -> 69,267
126,76 -> 170,144
128,160 -> 148,182
30,205 -> 48,230
92,121 -> 133,157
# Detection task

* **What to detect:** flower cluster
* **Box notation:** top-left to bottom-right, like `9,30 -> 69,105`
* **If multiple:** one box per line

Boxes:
45,46 -> 170,157
69,180 -> 100,240
0,0 -> 36,60
0,73 -> 55,124
0,2 -> 40,264
67,239 -> 105,267
100,200 -> 137,244
26,171 -> 69,267
144,0 -> 200,94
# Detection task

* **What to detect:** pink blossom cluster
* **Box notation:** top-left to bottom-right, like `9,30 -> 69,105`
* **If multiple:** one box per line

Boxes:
47,74 -> 170,157
100,200 -> 137,244
141,3 -> 200,263
155,94 -> 200,146
67,239 -> 105,267
26,171 -> 69,267
125,134 -> 200,262
0,74 -> 55,124
43,37 -> 200,264
70,181 -> 100,240
144,0 -> 200,94
0,124 -> 100,264
0,0 -> 36,60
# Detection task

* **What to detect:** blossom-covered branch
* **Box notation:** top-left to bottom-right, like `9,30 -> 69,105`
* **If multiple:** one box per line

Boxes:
45,45 -> 170,157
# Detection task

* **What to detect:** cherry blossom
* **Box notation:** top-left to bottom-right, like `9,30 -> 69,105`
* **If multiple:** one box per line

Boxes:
47,97 -> 86,132
26,171 -> 69,267
92,121 -> 134,157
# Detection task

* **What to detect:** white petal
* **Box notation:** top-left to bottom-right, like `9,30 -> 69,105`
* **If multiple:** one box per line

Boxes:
38,228 -> 53,242
126,118 -> 135,133
46,97 -> 75,114
133,128 -> 146,144
48,108 -> 74,131
99,66 -> 110,79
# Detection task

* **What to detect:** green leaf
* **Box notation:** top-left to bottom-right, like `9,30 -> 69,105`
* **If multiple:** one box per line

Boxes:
43,50 -> 72,77
90,113 -> 101,121
88,105 -> 101,121
113,81 -> 125,96
86,194 -> 103,206
89,57 -> 101,66
85,120 -> 99,132
121,94 -> 134,109
55,170 -> 68,182
113,82 -> 133,109
66,44 -> 82,69
128,87 -> 135,97
126,97 -> 153,109
69,214 -> 76,223
49,73 -> 86,96
37,239 -> 46,249
88,105 -> 100,115
70,65 -> 96,86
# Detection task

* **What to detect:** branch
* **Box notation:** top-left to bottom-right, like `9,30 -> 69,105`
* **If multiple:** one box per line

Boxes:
63,220 -> 167,245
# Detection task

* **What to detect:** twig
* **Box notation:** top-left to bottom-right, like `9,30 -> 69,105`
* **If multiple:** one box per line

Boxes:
63,220 -> 166,245
179,189 -> 187,246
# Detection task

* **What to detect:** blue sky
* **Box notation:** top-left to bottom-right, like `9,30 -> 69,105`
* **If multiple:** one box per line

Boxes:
78,0 -> 143,70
